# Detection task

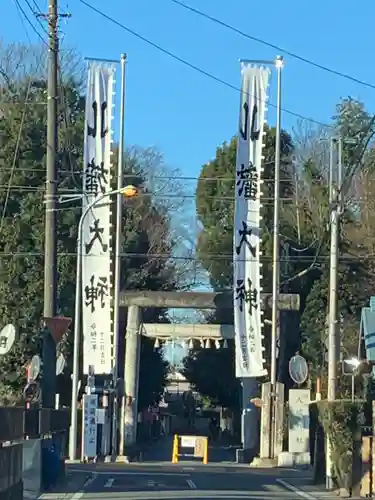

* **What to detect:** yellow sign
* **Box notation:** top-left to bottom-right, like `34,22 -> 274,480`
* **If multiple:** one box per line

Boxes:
171,434 -> 208,464
194,437 -> 206,457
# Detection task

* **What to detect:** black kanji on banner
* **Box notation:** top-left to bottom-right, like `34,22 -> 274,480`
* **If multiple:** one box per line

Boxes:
85,159 -> 108,197
87,101 -> 108,139
240,102 -> 249,140
84,275 -> 109,313
250,103 -> 260,141
235,221 -> 256,257
236,162 -> 258,200
235,278 -> 258,315
85,219 -> 108,254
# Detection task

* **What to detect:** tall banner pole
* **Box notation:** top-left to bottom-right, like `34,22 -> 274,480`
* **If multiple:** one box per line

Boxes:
269,55 -> 284,459
234,61 -> 270,455
69,59 -> 116,461
112,53 -> 127,458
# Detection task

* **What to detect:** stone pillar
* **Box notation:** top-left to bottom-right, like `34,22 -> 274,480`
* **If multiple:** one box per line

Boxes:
122,305 -> 141,457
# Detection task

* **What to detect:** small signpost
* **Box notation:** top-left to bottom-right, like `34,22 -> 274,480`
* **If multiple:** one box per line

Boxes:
172,434 -> 208,464
56,353 -> 66,376
28,355 -> 41,381
0,324 -> 17,356
44,316 -> 72,344
289,354 -> 308,385
81,393 -> 99,462
24,355 -> 42,405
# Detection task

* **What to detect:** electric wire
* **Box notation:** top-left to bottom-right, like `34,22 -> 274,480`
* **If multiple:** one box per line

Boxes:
10,0 -> 375,282
1,1 -> 46,233
0,185 -> 373,204
0,251 -> 371,262
78,0 -> 330,128
169,0 -> 375,91
13,0 -> 47,45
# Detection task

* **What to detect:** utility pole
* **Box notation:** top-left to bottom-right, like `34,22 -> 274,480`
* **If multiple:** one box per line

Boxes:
326,137 -> 342,489
42,0 -> 59,408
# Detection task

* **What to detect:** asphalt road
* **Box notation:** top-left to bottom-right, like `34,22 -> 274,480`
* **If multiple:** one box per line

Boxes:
46,463 -> 332,500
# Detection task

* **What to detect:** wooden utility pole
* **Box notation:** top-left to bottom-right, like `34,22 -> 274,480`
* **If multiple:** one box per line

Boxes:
42,0 -> 59,408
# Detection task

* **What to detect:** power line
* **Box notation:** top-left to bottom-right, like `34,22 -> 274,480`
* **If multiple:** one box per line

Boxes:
0,166 -> 305,182
13,0 -> 47,45
1,185 -> 373,206
23,0 -> 48,36
0,251 -> 371,262
169,0 -> 375,92
2,1 -> 46,234
78,0 -> 330,128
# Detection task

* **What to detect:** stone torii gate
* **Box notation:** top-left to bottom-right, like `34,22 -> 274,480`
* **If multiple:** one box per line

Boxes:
118,290 -> 299,458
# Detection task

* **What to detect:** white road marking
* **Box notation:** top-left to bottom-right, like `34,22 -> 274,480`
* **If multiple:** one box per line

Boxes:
69,469 -> 189,476
276,479 -> 318,500
83,472 -> 98,488
71,493 -> 84,500
104,477 -> 115,488
187,478 -> 197,489
147,480 -> 156,487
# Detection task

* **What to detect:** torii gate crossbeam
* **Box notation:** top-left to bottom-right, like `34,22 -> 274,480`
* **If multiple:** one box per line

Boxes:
118,290 -> 299,460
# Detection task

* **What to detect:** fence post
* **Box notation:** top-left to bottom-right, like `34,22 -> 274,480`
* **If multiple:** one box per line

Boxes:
171,434 -> 179,464
203,437 -> 208,465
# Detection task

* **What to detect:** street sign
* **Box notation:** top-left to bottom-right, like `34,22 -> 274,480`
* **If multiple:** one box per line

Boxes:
23,380 -> 40,403
0,324 -> 17,356
28,355 -> 41,381
56,353 -> 66,375
289,354 -> 308,385
261,294 -> 300,311
44,316 -> 72,344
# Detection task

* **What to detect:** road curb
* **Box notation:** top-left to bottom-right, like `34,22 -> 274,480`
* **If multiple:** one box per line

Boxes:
38,472 -> 94,500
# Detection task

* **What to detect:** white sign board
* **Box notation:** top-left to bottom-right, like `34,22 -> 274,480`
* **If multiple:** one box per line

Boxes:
180,436 -> 197,448
82,394 -> 98,458
0,324 -> 16,356
288,389 -> 310,453
95,408 -> 106,425
233,64 -> 269,378
82,61 -> 116,375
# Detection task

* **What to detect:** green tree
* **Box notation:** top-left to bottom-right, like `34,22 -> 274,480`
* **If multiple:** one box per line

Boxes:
0,44 -> 176,406
298,98 -> 375,397
184,127 -> 296,406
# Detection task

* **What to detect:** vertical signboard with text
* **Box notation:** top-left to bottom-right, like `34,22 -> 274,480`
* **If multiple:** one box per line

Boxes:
82,393 -> 99,458
82,61 -> 116,375
233,64 -> 269,378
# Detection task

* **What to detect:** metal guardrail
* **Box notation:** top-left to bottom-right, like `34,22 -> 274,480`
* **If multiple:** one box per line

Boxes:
23,408 -> 70,438
0,407 -> 70,441
0,408 -> 24,442
39,408 -> 70,435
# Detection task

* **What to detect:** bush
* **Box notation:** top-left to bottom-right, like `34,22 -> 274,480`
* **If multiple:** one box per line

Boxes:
313,400 -> 364,490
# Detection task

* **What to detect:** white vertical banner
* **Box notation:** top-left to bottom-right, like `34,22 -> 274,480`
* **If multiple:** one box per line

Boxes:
82,61 -> 116,375
82,393 -> 99,458
234,64 -> 269,378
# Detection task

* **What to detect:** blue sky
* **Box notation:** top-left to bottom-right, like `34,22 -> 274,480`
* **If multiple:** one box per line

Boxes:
4,0 -> 375,364
3,0 -> 375,185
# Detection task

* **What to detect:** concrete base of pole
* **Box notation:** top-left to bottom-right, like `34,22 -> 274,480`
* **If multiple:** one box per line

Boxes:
249,457 -> 277,468
236,448 -> 257,464
277,451 -> 311,468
